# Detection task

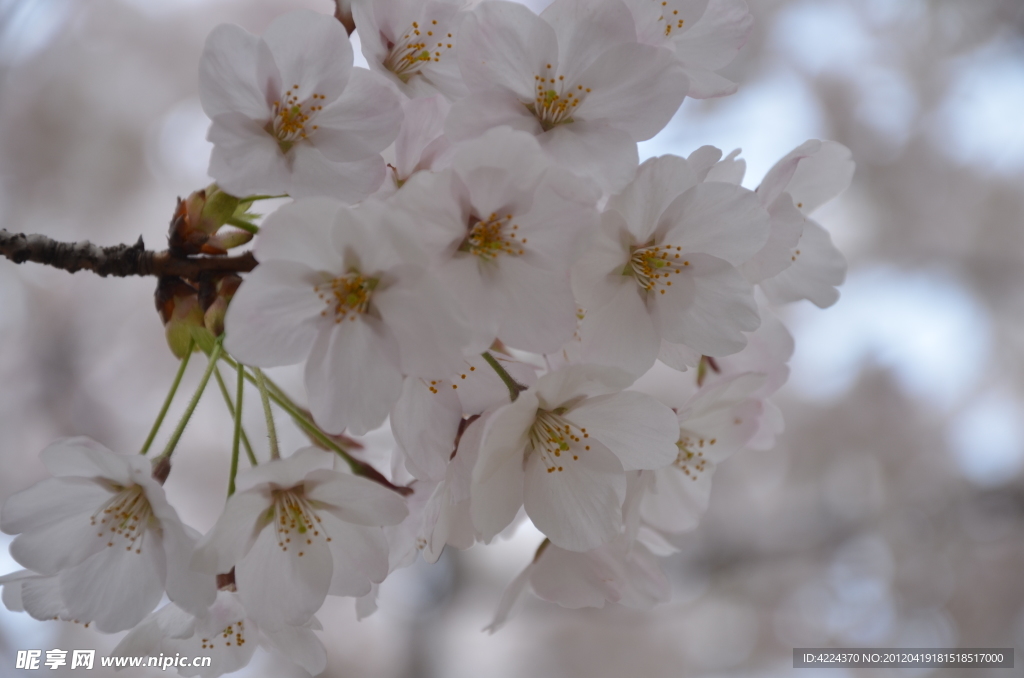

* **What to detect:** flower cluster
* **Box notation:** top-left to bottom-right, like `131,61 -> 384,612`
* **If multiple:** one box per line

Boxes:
0,0 -> 853,674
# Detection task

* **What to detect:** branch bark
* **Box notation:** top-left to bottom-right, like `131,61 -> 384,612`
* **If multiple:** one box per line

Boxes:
0,230 -> 257,279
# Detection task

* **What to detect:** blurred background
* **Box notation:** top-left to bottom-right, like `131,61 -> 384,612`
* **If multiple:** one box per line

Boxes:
1,0 -> 1023,675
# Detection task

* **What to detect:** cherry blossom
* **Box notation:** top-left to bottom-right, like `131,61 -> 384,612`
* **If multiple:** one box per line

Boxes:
471,365 -> 679,552
0,438 -> 215,632
200,10 -> 403,200
191,449 -> 408,630
447,0 -> 689,192
223,197 -> 474,435
112,591 -> 327,677
572,153 -> 770,377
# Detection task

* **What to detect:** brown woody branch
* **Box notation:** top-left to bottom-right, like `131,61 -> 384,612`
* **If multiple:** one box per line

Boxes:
0,229 -> 257,279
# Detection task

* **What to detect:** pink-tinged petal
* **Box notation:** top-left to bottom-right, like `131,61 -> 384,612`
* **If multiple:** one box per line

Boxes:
376,272 -> 476,377
659,181 -> 770,265
0,570 -> 31,612
456,354 -> 539,415
706,148 -> 746,184
680,64 -> 737,99
311,68 -> 403,163
541,0 -> 637,84
538,121 -> 638,194
609,155 -> 699,241
198,24 -> 268,120
470,440 -> 526,543
207,113 -> 290,198
223,261 -> 326,368
757,139 -> 819,207
452,127 -> 548,217
288,145 -> 386,201
740,193 -> 806,283
260,10 -> 353,104
574,43 -> 688,141
484,562 -> 533,632
39,436 -> 132,482
640,464 -> 713,533
262,624 -> 328,676
530,544 -> 619,608
687,145 -> 723,180
649,253 -> 759,355
523,441 -> 624,552
571,214 -> 634,309
236,520 -> 332,630
253,197 -> 345,270
657,340 -> 701,371
785,141 -> 855,215
388,169 -> 466,259
567,392 -> 679,470
305,470 -> 408,526
458,0 -> 558,98
60,537 -> 165,632
513,174 -> 599,267
305,317 -> 403,435
579,279 -> 661,378
493,257 -> 578,354
391,376 -> 462,481
760,220 -> 846,308
145,493 -> 216,617
191,489 -> 270,574
321,518 -> 390,596
445,89 -> 543,141
474,397 -> 536,482
395,95 -> 451,179
629,0 -> 709,46
1,477 -> 109,534
672,0 -> 753,70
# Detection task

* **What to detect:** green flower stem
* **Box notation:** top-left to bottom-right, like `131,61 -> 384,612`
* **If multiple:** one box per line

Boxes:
253,367 -> 280,460
482,351 -> 522,402
156,338 -> 222,462
228,363 -> 245,496
140,338 -> 195,455
213,365 -> 257,468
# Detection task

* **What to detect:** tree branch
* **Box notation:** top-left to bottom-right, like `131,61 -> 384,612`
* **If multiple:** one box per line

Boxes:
0,229 -> 257,279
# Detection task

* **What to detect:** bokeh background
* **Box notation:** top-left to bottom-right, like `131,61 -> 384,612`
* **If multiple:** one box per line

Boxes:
1,0 -> 1024,675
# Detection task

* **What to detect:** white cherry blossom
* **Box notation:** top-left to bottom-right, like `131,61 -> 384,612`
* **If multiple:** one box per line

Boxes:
0,438 -> 215,632
390,126 -> 598,354
471,365 -> 679,552
625,0 -> 753,98
223,197 -> 474,435
191,449 -> 408,630
379,94 -> 455,197
111,591 -> 327,677
572,153 -> 770,377
447,0 -> 689,192
354,0 -> 469,100
200,10 -> 403,200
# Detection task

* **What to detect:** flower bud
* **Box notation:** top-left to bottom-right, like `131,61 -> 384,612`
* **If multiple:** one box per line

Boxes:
167,184 -> 255,256
203,274 -> 242,337
155,277 -> 203,359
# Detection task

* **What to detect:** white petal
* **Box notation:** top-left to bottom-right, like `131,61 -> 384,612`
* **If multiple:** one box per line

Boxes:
1,476 -> 109,535
672,0 -> 753,71
60,536 -> 165,632
236,519 -> 332,630
523,443 -> 624,552
538,121 -> 638,194
198,24 -> 269,120
260,10 -> 353,104
529,544 -> 618,608
305,470 -> 408,526
311,68 -> 403,162
234,448 -> 332,494
19,574 -> 72,622
484,562 -> 533,633
223,260 -> 326,367
9,509 -> 106,575
659,181 -> 770,265
541,0 -> 637,85
579,279 -> 661,378
305,317 -> 403,435
261,624 -> 328,676
608,155 -> 699,241
458,0 -> 558,98
572,43 -> 688,141
322,518 -> 390,596
649,253 -> 759,355
740,193 -> 806,283
287,144 -> 387,201
493,257 -> 578,354
568,392 -> 679,470
39,436 -> 131,481
445,88 -> 543,141
391,376 -> 463,481
192,489 -> 270,575
786,140 -> 855,215
253,197 -> 346,269
759,219 -> 846,308
207,112 -> 290,198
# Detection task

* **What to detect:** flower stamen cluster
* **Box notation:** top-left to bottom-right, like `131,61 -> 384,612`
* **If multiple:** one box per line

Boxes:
267,87 -> 327,153
626,243 -> 687,295
529,409 -> 589,473
315,273 -> 377,322
383,20 -> 454,81
459,213 -> 525,260
270,489 -> 331,555
91,484 -> 154,554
